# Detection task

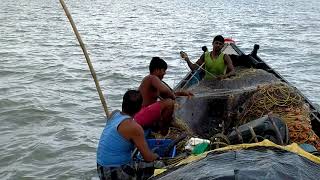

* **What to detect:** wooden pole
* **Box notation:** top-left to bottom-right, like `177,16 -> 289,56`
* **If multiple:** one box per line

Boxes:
59,0 -> 110,118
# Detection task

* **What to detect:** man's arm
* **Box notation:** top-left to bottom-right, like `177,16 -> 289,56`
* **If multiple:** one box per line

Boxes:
150,75 -> 176,99
174,91 -> 194,98
119,119 -> 158,162
130,122 -> 158,162
223,54 -> 235,78
182,53 -> 204,71
159,73 -> 194,98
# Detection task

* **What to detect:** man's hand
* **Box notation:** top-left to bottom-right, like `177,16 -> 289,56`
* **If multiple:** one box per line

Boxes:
184,91 -> 194,99
216,73 -> 236,80
180,51 -> 189,60
175,90 -> 194,98
154,160 -> 165,168
216,75 -> 226,80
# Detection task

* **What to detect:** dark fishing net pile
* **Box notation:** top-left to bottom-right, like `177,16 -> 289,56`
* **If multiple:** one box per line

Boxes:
154,68 -> 319,161
163,68 -> 281,147
173,68 -> 282,139
238,82 -> 320,150
188,68 -> 280,95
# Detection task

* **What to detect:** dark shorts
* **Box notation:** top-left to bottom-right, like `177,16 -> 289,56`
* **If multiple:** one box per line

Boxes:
97,164 -> 135,180
97,163 -> 155,180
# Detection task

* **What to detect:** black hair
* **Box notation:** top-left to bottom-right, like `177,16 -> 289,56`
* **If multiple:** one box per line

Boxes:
149,57 -> 167,73
213,35 -> 224,43
122,90 -> 142,116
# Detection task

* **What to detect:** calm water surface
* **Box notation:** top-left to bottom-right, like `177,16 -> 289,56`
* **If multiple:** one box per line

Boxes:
1,0 -> 319,179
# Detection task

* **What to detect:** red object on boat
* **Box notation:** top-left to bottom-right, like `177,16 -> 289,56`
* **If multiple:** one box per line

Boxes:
224,38 -> 235,44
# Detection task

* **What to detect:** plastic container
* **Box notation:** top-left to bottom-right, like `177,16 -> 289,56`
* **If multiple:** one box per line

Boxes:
136,139 -> 177,160
185,137 -> 211,151
147,139 -> 176,158
192,142 -> 210,155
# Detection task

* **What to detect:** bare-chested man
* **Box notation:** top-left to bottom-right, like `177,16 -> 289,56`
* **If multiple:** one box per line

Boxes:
134,57 -> 193,135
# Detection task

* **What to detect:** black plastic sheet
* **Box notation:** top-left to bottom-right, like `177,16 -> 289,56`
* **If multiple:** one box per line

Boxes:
154,147 -> 320,180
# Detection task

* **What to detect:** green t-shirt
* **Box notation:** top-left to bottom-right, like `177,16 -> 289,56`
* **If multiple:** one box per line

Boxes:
204,51 -> 226,80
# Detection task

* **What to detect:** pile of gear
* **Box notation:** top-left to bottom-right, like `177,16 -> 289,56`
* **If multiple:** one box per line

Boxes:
238,82 -> 320,150
150,82 -> 320,170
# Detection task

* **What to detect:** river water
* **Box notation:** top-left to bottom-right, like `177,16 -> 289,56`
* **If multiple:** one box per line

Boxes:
1,0 -> 319,179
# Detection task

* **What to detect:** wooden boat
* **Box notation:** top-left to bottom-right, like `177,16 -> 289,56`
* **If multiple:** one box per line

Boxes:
151,40 -> 320,179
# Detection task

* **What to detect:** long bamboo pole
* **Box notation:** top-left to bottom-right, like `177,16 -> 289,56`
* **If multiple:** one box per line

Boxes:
59,0 -> 110,118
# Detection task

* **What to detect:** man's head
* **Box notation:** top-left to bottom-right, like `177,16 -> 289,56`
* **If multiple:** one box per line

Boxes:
149,57 -> 167,80
122,90 -> 142,116
213,35 -> 224,43
212,35 -> 225,52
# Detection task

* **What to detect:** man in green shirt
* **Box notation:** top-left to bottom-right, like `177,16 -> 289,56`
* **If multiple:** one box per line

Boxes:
181,35 -> 235,80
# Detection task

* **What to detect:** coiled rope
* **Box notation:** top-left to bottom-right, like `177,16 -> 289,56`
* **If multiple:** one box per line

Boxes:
239,83 -> 320,150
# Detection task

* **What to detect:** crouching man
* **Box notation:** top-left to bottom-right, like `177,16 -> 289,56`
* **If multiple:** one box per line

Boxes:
96,90 -> 158,180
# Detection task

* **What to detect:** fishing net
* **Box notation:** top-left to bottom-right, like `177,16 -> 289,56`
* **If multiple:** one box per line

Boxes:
150,103 -> 196,154
155,69 -> 319,158
188,68 -> 280,94
173,68 -> 282,139
239,82 -> 320,150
